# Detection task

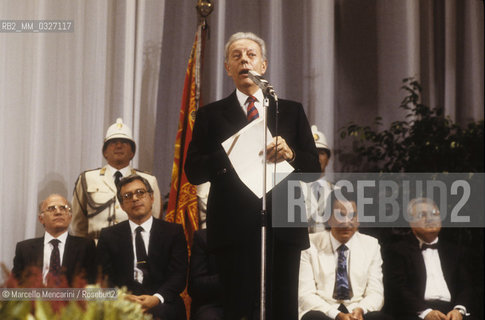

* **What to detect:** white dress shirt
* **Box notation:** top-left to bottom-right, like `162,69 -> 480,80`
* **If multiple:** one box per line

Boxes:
106,164 -> 132,181
129,217 -> 153,283
416,236 -> 467,318
42,230 -> 68,284
236,88 -> 264,117
128,217 -> 164,304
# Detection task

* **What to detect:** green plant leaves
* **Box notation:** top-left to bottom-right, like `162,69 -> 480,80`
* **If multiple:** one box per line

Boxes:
339,77 -> 484,172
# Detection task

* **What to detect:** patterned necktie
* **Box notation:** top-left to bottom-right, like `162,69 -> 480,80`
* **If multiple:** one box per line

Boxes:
246,96 -> 259,122
135,226 -> 149,282
49,239 -> 61,274
114,171 -> 122,186
334,244 -> 351,300
47,239 -> 62,286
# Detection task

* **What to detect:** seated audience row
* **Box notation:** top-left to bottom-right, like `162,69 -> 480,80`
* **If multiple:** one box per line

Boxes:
12,182 -> 476,320
13,175 -> 186,320
299,193 -> 474,320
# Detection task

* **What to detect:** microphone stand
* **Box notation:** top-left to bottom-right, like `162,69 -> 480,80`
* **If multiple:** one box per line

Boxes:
248,70 -> 278,320
260,96 -> 269,320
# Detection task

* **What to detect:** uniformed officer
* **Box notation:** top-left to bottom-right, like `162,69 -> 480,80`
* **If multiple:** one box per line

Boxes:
71,118 -> 162,241
301,125 -> 334,233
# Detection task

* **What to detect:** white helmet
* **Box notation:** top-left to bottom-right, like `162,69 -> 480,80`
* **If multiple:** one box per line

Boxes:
311,125 -> 330,151
103,118 -> 136,153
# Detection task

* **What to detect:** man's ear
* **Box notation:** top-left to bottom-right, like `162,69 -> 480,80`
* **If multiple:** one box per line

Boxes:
150,192 -> 155,204
38,214 -> 44,226
261,60 -> 268,75
224,62 -> 231,75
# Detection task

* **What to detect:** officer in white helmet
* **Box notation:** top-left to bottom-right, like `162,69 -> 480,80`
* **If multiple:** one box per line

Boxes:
71,118 -> 162,241
301,125 -> 334,233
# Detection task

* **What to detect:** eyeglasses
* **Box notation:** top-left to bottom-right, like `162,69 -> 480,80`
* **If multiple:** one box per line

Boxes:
122,189 -> 150,202
415,209 -> 440,220
42,205 -> 71,214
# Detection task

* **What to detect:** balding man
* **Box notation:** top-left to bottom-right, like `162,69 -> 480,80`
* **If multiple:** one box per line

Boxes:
385,198 -> 473,320
12,194 -> 96,286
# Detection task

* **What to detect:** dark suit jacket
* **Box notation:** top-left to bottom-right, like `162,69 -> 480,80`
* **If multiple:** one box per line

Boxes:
185,91 -> 320,251
384,234 -> 473,316
96,218 -> 188,303
188,229 -> 223,317
12,234 -> 96,285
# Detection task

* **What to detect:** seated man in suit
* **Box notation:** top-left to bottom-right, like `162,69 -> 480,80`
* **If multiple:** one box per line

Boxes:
188,228 -> 223,320
299,191 -> 390,320
385,197 -> 473,320
12,194 -> 96,286
97,174 -> 188,320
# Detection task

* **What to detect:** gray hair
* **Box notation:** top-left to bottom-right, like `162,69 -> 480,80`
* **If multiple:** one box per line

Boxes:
406,197 -> 438,218
224,32 -> 267,62
116,174 -> 153,203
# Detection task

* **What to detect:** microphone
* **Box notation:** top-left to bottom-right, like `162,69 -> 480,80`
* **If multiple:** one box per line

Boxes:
248,70 -> 278,101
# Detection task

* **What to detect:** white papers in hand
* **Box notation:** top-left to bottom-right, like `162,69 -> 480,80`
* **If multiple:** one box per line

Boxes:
222,118 -> 294,198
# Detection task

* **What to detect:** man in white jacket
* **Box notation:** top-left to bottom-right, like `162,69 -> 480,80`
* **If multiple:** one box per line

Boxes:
71,118 -> 161,241
298,192 -> 391,320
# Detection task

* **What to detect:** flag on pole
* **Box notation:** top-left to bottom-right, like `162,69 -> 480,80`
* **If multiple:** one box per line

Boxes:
165,24 -> 206,248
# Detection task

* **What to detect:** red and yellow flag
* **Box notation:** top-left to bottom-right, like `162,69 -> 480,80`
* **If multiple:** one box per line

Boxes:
165,25 -> 206,248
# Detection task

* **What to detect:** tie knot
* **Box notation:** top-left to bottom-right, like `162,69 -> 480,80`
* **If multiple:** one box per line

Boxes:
114,171 -> 122,185
312,181 -> 321,192
247,95 -> 257,104
50,239 -> 60,247
136,226 -> 144,234
337,244 -> 348,252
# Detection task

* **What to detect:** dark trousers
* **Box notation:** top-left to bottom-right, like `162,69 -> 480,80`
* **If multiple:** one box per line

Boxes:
396,300 -> 473,320
150,296 -> 186,320
302,309 -> 393,320
214,234 -> 301,320
191,304 -> 224,320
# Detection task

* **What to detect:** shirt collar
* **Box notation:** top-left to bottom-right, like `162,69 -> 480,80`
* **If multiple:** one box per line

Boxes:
129,216 -> 154,234
416,235 -> 439,249
106,164 -> 132,178
313,176 -> 328,186
44,230 -> 69,245
236,88 -> 264,108
329,230 -> 355,252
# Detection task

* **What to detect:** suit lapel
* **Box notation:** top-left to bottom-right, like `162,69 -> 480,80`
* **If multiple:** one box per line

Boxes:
407,235 -> 427,296
222,91 -> 249,133
147,219 -> 158,257
317,232 -> 336,295
115,222 -> 135,276
31,238 -> 44,269
62,235 -> 76,270
348,234 -> 363,293
147,219 -> 165,260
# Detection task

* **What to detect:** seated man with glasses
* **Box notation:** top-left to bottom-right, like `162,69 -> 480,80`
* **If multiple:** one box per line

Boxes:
96,174 -> 188,320
12,194 -> 96,286
298,191 -> 391,320
384,197 -> 474,320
